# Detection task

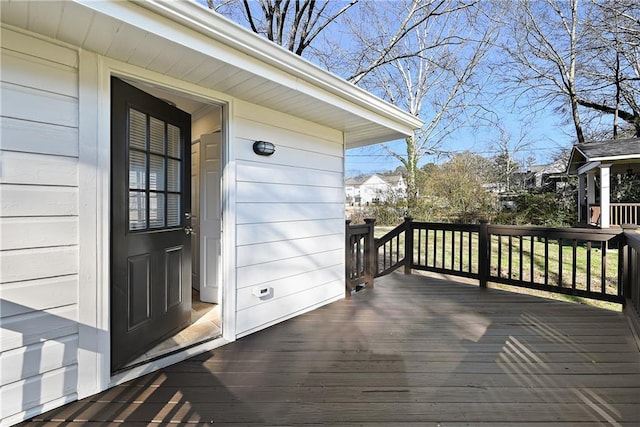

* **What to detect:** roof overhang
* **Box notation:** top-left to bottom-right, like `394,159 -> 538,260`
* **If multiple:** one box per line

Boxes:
567,141 -> 640,174
0,0 -> 422,148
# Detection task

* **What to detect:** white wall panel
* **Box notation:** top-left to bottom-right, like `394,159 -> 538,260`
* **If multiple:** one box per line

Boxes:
0,365 -> 78,421
0,117 -> 78,157
0,246 -> 78,284
1,49 -> 78,97
237,249 -> 343,289
1,83 -> 78,128
1,185 -> 78,217
237,219 -> 343,246
236,202 -> 343,224
0,217 -> 78,250
235,139 -> 342,172
0,29 -> 80,425
236,264 -> 343,311
1,335 -> 78,385
0,28 -> 78,67
236,280 -> 343,336
233,101 -> 345,336
237,161 -> 342,187
237,234 -> 342,267
237,182 -> 344,204
0,276 -> 77,318
0,305 -> 78,352
0,151 -> 78,186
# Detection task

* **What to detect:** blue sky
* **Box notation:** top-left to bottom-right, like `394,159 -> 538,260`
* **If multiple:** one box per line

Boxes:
345,109 -> 575,176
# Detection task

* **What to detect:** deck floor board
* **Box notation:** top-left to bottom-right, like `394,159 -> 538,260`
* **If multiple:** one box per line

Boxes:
21,273 -> 640,425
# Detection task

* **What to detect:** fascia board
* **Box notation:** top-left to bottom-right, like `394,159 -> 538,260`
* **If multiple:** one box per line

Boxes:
588,154 -> 640,162
577,161 -> 601,175
566,147 -> 583,174
76,0 -> 422,138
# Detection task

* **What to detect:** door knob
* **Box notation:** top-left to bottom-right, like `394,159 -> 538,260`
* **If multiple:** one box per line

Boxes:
184,226 -> 194,235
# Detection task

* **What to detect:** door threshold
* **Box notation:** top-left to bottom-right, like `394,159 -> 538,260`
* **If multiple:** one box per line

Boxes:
117,301 -> 221,372
110,334 -> 230,386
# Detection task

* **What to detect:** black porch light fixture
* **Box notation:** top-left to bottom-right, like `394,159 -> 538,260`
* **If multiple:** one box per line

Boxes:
253,140 -> 275,156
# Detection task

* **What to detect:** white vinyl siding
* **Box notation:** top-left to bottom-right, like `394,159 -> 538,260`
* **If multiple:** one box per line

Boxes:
233,101 -> 345,336
0,28 -> 79,425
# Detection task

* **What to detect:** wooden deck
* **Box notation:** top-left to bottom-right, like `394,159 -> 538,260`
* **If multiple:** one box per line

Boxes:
22,273 -> 640,426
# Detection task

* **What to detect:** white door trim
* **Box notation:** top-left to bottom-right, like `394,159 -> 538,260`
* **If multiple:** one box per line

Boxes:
77,53 -> 237,397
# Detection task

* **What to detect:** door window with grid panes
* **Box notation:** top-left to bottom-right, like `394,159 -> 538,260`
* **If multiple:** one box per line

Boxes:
128,108 -> 183,231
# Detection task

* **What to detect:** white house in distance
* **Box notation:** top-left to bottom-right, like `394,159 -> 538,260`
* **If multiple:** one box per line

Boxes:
0,1 -> 422,425
346,174 -> 406,206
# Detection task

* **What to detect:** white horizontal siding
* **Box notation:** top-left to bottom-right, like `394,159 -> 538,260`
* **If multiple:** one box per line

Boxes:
233,102 -> 345,336
236,280 -> 344,336
1,334 -> 78,385
237,264 -> 343,311
0,365 -> 78,423
236,201 -> 344,224
1,82 -> 78,128
0,305 -> 78,352
1,28 -> 80,425
1,185 -> 78,217
237,181 -> 345,204
237,219 -> 343,246
0,117 -> 78,157
237,234 -> 343,267
0,276 -> 78,317
0,151 -> 78,186
0,217 -> 78,250
237,249 -> 343,289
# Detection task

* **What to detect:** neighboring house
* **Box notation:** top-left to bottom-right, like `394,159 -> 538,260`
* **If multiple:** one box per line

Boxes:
567,138 -> 640,228
518,158 -> 568,192
0,2 -> 422,425
345,174 -> 406,206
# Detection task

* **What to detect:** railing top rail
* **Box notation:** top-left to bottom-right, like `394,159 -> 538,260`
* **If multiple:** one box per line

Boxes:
624,228 -> 640,251
487,224 -> 623,241
610,203 -> 640,206
411,221 -> 481,232
375,222 -> 405,246
347,223 -> 372,234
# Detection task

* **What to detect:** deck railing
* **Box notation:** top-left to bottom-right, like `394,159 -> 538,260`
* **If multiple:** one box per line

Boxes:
346,218 -> 640,306
623,227 -> 640,317
345,219 -> 375,296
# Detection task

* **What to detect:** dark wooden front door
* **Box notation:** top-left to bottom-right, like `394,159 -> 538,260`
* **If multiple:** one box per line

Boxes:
111,77 -> 192,372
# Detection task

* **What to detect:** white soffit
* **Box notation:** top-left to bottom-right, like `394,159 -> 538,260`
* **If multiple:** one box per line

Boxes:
0,0 -> 422,148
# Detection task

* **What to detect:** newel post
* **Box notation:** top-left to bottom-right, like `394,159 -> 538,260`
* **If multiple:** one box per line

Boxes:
620,224 -> 638,299
364,218 -> 376,288
478,219 -> 489,289
404,216 -> 413,275
345,219 -> 353,297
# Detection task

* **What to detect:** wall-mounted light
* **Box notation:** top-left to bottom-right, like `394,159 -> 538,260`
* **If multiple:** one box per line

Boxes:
253,140 -> 275,156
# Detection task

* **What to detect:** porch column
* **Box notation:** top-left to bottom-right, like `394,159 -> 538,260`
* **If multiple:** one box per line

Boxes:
586,172 -> 596,207
600,164 -> 611,228
577,174 -> 585,222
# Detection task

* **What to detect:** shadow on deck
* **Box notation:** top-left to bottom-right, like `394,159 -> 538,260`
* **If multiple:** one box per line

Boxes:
21,273 -> 640,426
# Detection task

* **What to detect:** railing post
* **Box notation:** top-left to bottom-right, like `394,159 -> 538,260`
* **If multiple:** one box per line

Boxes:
364,218 -> 376,289
345,220 -> 353,297
404,216 -> 413,275
620,224 -> 639,300
478,219 -> 489,289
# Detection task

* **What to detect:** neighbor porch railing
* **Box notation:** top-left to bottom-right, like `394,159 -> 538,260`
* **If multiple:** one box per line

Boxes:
587,203 -> 640,226
611,203 -> 640,226
346,218 -> 640,311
